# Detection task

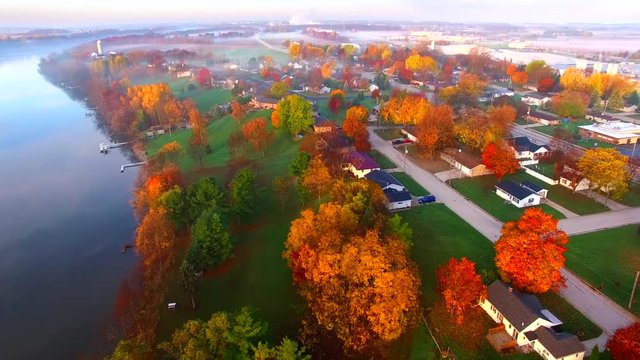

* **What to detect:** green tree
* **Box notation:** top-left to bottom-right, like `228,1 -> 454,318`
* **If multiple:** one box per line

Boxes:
106,339 -> 151,360
628,90 -> 640,106
271,338 -> 311,360
276,95 -> 314,135
387,214 -> 413,247
270,82 -> 289,99
187,208 -> 232,271
179,261 -> 200,309
290,151 -> 311,177
160,186 -> 189,229
229,168 -> 257,218
159,308 -> 266,359
186,177 -> 225,224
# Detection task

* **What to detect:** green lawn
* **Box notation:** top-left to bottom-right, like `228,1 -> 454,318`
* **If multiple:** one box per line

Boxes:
217,47 -> 289,66
450,175 -> 566,222
146,110 -> 286,172
393,172 -> 429,197
369,150 -> 397,169
401,205 -> 599,359
176,87 -> 232,112
619,182 -> 640,207
508,171 -> 609,215
565,225 -> 640,315
515,118 -> 529,125
526,162 -> 556,179
374,128 -> 404,140
317,97 -> 377,123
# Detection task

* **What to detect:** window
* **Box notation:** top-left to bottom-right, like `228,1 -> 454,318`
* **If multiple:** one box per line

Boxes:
528,197 -> 534,203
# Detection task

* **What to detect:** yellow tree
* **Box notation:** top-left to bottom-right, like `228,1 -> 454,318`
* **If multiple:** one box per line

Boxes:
302,155 -> 333,205
560,68 -> 590,94
405,54 -> 437,81
289,42 -> 302,59
577,148 -> 629,201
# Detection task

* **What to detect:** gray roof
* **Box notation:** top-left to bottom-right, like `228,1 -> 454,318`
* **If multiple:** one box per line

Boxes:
487,281 -> 545,331
521,180 -> 544,193
528,111 -> 558,121
525,92 -> 551,100
496,180 -> 537,201
533,327 -> 584,358
365,170 -> 403,189
384,189 -> 412,203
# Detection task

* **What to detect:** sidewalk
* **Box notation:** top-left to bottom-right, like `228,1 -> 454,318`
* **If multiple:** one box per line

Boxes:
544,199 -> 580,218
369,127 -> 639,339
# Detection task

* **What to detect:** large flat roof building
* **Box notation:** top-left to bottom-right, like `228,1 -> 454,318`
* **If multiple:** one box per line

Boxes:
579,121 -> 640,145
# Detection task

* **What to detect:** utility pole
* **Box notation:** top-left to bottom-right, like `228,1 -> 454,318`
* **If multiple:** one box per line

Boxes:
629,270 -> 640,310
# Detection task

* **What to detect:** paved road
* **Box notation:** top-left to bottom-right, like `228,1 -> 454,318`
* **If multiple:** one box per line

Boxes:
369,127 -> 639,343
254,33 -> 288,54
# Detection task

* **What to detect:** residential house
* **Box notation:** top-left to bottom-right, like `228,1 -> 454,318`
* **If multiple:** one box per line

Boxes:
364,170 -> 412,210
521,92 -> 552,107
585,111 -> 617,123
559,170 -> 590,192
369,84 -> 379,92
525,111 -> 560,125
579,121 -> 640,145
508,137 -> 551,164
495,180 -> 544,208
619,101 -> 638,113
250,95 -> 279,110
481,280 -> 585,360
343,151 -> 381,178
521,180 -> 548,198
440,148 -> 492,177
313,115 -> 336,133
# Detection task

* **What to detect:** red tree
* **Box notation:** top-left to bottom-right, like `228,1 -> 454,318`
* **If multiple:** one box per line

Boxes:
437,257 -> 487,324
354,135 -> 371,152
241,117 -> 273,156
198,67 -> 212,88
481,142 -> 520,180
608,322 -> 640,359
537,77 -> 555,92
371,88 -> 380,100
230,101 -> 246,122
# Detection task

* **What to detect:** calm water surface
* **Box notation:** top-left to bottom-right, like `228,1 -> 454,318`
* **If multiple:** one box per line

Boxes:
0,50 -> 138,359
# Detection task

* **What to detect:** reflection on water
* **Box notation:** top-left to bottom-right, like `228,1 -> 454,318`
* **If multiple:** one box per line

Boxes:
0,55 -> 137,359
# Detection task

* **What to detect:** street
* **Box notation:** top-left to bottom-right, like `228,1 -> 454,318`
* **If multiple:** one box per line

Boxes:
369,127 -> 639,344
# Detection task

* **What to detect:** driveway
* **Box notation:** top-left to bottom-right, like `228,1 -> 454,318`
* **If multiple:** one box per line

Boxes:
369,127 -> 639,343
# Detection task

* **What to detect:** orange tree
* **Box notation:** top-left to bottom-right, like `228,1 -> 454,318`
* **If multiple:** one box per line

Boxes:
415,104 -> 455,158
495,208 -> 569,294
283,179 -> 421,355
436,257 -> 487,325
481,142 -> 520,180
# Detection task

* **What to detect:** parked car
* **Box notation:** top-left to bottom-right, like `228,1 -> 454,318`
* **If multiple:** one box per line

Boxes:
402,139 -> 413,144
417,195 -> 436,204
391,139 -> 405,145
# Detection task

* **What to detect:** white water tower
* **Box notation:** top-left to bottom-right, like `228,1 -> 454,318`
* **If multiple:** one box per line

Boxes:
96,40 -> 103,56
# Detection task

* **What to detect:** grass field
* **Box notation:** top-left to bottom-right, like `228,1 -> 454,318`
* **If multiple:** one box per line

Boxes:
401,205 -> 600,358
317,97 -> 377,123
565,225 -> 640,315
393,172 -> 429,196
374,128 -> 404,140
369,149 -> 397,169
146,110 -> 286,172
450,175 -> 567,222
217,47 -> 289,66
619,182 -> 640,207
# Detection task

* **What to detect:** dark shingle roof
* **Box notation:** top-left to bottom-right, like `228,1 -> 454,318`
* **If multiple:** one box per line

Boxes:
509,136 -> 549,153
384,189 -> 412,203
487,281 -> 545,331
528,111 -> 558,121
521,180 -> 544,193
346,151 -> 380,170
586,111 -> 617,121
533,327 -> 584,358
365,170 -> 403,189
525,92 -> 551,100
496,180 -> 536,201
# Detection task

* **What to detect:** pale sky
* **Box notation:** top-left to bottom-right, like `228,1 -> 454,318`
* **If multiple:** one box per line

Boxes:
1,0 -> 639,27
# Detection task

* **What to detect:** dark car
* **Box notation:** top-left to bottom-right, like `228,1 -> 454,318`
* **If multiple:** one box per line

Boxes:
418,195 -> 436,204
391,139 -> 405,145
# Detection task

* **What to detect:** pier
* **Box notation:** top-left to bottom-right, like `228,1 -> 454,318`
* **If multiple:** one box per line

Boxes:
120,162 -> 146,173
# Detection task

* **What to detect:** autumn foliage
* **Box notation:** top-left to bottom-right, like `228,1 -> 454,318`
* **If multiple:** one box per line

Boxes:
415,104 -> 455,158
381,93 -> 430,126
551,90 -> 590,118
481,142 -> 520,180
437,258 -> 487,325
328,89 -> 346,114
578,148 -> 630,200
511,71 -> 528,87
241,117 -> 273,156
230,101 -> 246,122
607,322 -> 640,359
495,208 -> 569,294
284,195 -> 421,354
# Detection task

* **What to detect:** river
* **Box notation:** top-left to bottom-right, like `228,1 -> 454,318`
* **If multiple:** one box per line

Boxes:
0,43 -> 138,359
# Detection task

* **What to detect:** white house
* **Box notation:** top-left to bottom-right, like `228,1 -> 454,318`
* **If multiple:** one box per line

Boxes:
495,180 -> 543,208
440,148 -> 492,178
401,127 -> 418,142
343,151 -> 381,178
508,137 -> 551,164
521,92 -> 552,107
559,170 -> 591,192
481,281 -> 585,360
365,170 -> 412,210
